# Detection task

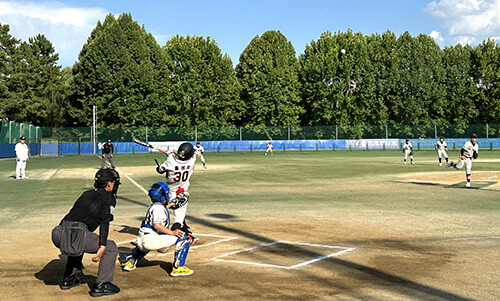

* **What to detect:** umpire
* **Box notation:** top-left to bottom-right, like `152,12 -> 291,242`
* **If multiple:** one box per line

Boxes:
51,169 -> 121,297
101,140 -> 115,169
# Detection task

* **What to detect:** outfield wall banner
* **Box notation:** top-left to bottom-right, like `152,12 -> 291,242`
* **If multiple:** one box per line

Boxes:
148,141 -> 186,153
346,139 -> 399,149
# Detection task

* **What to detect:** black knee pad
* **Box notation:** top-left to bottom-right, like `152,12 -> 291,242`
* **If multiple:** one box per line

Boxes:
171,222 -> 182,231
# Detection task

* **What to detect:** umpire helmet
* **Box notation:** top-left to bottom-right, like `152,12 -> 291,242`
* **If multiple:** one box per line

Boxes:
148,182 -> 170,203
94,168 -> 121,189
177,142 -> 194,161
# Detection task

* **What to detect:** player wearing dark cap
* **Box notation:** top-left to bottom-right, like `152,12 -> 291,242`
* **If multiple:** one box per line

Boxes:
446,134 -> 479,188
51,169 -> 121,297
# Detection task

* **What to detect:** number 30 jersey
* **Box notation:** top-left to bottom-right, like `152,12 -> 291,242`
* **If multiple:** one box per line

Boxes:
158,152 -> 196,201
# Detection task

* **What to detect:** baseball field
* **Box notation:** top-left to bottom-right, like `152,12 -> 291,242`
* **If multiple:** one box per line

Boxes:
0,149 -> 499,300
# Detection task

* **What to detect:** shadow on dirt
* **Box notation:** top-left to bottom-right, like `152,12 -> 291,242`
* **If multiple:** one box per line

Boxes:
34,254 -> 96,289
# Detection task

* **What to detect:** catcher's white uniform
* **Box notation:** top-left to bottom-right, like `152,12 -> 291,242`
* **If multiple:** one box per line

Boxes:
157,152 -> 196,225
435,139 -> 448,166
403,141 -> 414,164
15,142 -> 29,179
136,203 -> 178,251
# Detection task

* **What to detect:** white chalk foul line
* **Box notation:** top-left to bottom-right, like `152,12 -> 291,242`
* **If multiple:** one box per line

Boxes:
212,240 -> 355,270
100,157 -> 149,195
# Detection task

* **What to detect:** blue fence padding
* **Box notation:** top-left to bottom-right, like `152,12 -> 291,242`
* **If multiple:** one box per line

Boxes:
61,143 -> 79,155
41,143 -> 59,155
0,144 -> 15,158
29,143 -> 40,156
113,142 -> 149,153
81,143 -> 94,154
197,140 -> 346,151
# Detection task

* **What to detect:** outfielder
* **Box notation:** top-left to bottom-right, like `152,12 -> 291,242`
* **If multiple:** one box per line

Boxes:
265,141 -> 273,155
402,139 -> 414,164
446,134 -> 479,188
194,141 -> 207,169
435,136 -> 449,166
122,182 -> 193,276
156,142 -> 196,240
15,136 -> 29,179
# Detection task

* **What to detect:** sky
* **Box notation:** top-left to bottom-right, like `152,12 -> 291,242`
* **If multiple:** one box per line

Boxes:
1,0 -> 499,67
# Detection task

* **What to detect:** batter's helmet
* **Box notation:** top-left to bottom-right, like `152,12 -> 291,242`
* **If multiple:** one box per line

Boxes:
148,182 -> 170,203
177,142 -> 194,161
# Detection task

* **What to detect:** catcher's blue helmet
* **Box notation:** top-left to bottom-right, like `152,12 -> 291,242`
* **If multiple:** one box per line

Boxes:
148,182 -> 170,203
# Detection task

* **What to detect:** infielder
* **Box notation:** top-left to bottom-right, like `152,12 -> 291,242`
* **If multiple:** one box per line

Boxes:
122,182 -> 193,276
265,141 -> 273,155
101,140 -> 115,169
194,141 -> 207,169
15,136 -> 29,179
156,142 -> 196,240
402,139 -> 414,164
446,134 -> 479,188
434,136 -> 449,166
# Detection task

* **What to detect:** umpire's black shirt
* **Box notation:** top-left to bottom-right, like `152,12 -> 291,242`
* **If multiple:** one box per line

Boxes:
102,143 -> 114,154
61,189 -> 116,246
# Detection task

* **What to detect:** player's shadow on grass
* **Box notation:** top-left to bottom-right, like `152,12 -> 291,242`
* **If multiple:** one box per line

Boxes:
390,180 -> 497,190
34,254 -> 96,288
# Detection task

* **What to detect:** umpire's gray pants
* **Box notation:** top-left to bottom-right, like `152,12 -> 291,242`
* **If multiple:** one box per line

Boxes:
101,154 -> 115,169
51,225 -> 118,283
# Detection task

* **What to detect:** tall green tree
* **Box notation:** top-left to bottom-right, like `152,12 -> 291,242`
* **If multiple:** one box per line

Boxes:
1,33 -> 64,126
0,23 -> 20,120
161,35 -> 242,126
236,30 -> 303,126
70,13 -> 166,127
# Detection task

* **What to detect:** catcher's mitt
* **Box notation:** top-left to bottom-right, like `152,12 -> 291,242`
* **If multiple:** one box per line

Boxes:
473,151 -> 478,159
169,192 -> 189,209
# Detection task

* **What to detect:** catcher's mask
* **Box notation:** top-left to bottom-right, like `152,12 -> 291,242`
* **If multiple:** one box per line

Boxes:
94,168 -> 121,194
149,182 -> 170,203
177,142 -> 195,161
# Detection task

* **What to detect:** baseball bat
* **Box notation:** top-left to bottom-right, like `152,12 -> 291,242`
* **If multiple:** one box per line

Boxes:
132,138 -> 169,154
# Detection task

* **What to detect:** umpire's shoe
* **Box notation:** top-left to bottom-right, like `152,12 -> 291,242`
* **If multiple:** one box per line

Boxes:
90,282 -> 120,297
60,275 -> 81,290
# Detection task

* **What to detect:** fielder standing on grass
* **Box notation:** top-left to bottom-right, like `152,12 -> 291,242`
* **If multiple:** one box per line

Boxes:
14,136 -> 29,179
101,140 -> 115,169
194,141 -> 207,169
446,134 -> 479,188
51,169 -> 121,297
403,139 -> 414,164
265,141 -> 273,155
435,136 -> 449,166
122,182 -> 193,276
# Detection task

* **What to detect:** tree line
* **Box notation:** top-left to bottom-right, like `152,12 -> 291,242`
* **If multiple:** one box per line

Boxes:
1,13 -> 499,129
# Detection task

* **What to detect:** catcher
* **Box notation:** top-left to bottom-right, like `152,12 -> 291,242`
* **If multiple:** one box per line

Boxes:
122,182 -> 193,276
403,139 -> 414,164
446,134 -> 479,188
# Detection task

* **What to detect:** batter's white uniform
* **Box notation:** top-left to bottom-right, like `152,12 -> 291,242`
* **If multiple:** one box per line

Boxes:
403,141 -> 413,163
15,142 -> 29,179
194,144 -> 206,165
135,203 -> 178,251
158,152 -> 196,225
453,141 -> 478,174
265,142 -> 273,155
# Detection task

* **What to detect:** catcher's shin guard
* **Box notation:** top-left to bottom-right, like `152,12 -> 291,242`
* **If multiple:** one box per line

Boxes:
173,235 -> 191,268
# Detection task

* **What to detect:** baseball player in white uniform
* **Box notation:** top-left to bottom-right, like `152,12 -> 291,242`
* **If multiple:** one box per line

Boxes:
15,136 -> 29,179
434,136 -> 449,166
156,142 -> 197,239
194,141 -> 206,169
403,139 -> 414,164
122,182 -> 193,276
265,141 -> 273,155
446,134 -> 479,188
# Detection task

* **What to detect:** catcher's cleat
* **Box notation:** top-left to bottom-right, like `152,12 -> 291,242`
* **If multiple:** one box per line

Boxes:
170,266 -> 194,277
122,255 -> 137,271
446,161 -> 453,168
187,234 -> 198,245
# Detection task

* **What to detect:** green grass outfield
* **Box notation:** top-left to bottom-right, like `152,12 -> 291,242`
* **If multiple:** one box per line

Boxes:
1,149 -> 499,227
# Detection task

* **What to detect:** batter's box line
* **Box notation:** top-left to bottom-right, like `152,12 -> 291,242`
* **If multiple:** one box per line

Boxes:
212,240 -> 355,270
116,233 -> 239,257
